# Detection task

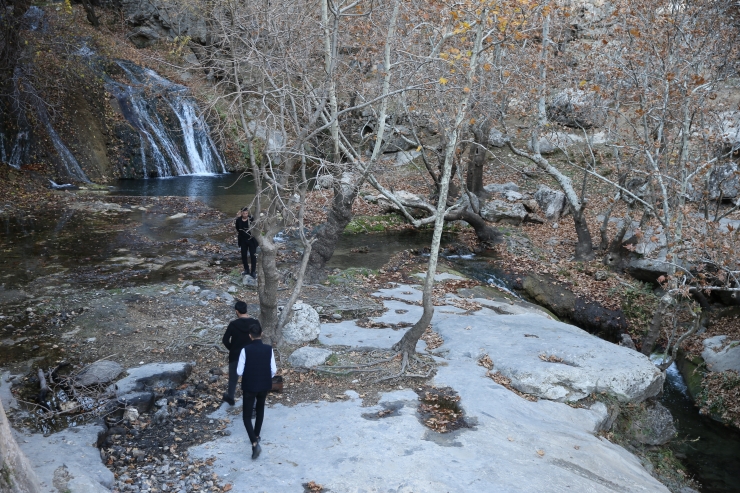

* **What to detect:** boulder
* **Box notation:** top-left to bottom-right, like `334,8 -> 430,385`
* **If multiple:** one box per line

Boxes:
480,200 -> 528,224
624,258 -> 672,284
243,275 -> 257,287
118,391 -> 155,414
712,111 -> 740,151
528,136 -> 558,154
74,360 -> 123,387
282,302 -> 321,344
112,362 -> 193,396
316,174 -> 334,189
504,190 -> 523,201
120,0 -> 208,46
126,26 -> 160,48
628,402 -> 677,445
377,190 -> 427,215
700,163 -> 739,202
702,336 -> 740,372
487,128 -> 510,147
484,182 -> 520,195
288,347 -> 334,368
547,88 -> 607,129
534,185 -> 567,220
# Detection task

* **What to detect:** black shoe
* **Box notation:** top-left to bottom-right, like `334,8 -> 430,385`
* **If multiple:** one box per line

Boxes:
241,270 -> 249,276
256,435 -> 261,442
251,443 -> 262,460
222,394 -> 235,406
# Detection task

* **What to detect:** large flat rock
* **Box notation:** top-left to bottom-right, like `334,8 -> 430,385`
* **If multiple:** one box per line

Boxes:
188,284 -> 668,492
434,311 -> 664,402
13,423 -> 113,493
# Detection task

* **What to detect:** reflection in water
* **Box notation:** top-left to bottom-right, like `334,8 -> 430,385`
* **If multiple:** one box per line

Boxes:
661,362 -> 740,492
110,174 -> 255,215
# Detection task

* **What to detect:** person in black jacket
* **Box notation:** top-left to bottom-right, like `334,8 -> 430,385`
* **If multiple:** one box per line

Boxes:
237,323 -> 276,460
221,300 -> 260,406
235,207 -> 258,278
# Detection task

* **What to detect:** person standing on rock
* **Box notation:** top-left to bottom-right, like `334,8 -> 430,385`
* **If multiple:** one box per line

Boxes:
235,207 -> 258,278
221,300 -> 260,406
237,323 -> 276,460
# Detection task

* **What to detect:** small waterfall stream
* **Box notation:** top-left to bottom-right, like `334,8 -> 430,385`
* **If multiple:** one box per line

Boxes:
106,61 -> 226,177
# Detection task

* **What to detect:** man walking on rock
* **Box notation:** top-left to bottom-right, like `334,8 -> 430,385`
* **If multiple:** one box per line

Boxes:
237,324 -> 276,459
221,301 -> 259,406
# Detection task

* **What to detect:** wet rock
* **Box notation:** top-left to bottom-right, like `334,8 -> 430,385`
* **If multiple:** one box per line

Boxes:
112,362 -> 193,396
628,402 -> 677,445
75,360 -> 124,387
480,200 -> 527,225
702,336 -> 740,373
534,185 -> 567,220
522,273 -> 627,339
282,302 -> 321,344
287,347 -> 334,368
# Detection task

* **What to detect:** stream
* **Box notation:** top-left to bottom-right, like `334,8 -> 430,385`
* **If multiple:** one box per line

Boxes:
2,175 -> 739,492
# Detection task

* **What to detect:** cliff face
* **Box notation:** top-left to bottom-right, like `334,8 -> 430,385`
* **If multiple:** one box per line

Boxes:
0,5 -> 228,184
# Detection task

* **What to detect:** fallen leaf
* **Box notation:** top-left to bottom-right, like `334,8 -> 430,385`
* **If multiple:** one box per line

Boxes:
536,449 -> 545,457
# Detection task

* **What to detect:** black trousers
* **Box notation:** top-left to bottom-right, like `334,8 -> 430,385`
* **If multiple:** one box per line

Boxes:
242,390 -> 268,444
226,360 -> 239,400
240,240 -> 257,275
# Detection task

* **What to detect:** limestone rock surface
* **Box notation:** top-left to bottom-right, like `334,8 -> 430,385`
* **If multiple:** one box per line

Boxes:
702,336 -> 740,373
282,302 -> 321,344
480,200 -> 527,224
288,347 -> 334,368
534,185 -> 567,220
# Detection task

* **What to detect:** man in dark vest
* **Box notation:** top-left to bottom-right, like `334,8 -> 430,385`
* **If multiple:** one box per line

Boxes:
221,300 -> 259,406
237,323 -> 276,459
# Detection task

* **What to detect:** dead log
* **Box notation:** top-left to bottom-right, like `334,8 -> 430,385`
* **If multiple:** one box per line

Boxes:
38,368 -> 49,402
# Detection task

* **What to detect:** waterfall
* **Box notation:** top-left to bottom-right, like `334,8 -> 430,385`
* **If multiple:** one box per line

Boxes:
15,69 -> 90,183
106,61 -> 226,177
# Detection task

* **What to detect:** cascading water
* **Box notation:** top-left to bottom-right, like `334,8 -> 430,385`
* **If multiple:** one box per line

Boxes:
106,61 -> 226,177
14,68 -> 90,183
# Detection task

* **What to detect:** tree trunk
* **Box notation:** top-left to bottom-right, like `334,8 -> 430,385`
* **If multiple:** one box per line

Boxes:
572,208 -> 594,260
80,0 -> 100,28
393,6 -> 488,355
305,182 -> 357,283
458,208 -> 500,243
256,237 -> 281,345
467,121 -> 491,197
641,298 -> 668,356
